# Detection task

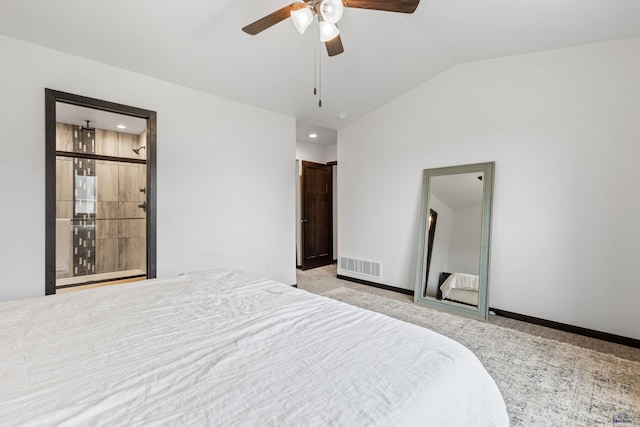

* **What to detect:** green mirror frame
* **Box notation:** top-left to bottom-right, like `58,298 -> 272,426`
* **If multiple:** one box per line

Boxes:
414,162 -> 495,321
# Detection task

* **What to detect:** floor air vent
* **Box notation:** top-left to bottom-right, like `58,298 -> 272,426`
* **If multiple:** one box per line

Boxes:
339,256 -> 381,279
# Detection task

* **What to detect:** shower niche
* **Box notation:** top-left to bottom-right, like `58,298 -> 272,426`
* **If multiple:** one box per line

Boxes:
46,90 -> 156,292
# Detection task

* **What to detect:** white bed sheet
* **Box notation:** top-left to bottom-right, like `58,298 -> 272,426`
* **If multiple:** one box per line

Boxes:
0,270 -> 507,426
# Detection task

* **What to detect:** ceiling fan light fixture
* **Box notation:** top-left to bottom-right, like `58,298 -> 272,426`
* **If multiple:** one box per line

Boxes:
319,0 -> 344,24
319,20 -> 340,42
290,7 -> 314,34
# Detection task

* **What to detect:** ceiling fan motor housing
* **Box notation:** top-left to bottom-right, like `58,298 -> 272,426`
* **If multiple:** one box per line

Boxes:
241,0 -> 420,56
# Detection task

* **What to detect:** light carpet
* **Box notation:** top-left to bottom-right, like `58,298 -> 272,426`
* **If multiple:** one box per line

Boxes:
322,287 -> 639,426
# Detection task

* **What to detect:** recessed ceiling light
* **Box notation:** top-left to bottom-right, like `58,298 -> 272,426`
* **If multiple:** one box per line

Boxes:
309,133 -> 318,138
117,124 -> 126,129
337,113 -> 348,120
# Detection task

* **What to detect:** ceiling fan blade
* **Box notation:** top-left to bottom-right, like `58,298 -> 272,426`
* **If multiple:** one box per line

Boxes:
325,34 -> 344,57
342,0 -> 420,13
242,3 -> 307,35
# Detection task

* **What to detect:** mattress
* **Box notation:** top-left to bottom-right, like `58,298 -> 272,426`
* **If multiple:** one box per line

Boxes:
0,270 -> 508,426
443,288 -> 479,306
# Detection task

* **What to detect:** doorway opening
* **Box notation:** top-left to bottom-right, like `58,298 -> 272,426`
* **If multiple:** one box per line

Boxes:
294,124 -> 337,272
300,160 -> 334,270
45,90 -> 157,295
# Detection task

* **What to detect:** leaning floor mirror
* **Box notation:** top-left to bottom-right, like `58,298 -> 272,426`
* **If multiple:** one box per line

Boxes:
414,162 -> 494,321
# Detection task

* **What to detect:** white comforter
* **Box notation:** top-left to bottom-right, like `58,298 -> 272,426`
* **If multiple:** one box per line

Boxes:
0,270 -> 507,426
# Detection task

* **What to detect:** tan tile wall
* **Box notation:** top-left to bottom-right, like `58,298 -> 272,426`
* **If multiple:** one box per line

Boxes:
56,123 -> 147,279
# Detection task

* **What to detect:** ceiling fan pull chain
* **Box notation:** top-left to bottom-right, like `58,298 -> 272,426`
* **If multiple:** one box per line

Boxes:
319,40 -> 323,108
314,19 -> 318,96
317,20 -> 322,108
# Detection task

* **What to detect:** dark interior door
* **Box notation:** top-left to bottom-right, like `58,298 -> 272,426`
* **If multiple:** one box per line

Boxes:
301,161 -> 332,270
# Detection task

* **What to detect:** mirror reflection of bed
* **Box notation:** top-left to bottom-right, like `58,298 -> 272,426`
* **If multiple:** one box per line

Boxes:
423,172 -> 484,308
437,272 -> 479,306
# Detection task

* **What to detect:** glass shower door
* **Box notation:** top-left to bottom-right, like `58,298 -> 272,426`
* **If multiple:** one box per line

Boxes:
55,107 -> 148,290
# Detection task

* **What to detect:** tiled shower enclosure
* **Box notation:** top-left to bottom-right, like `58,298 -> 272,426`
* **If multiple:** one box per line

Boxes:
55,122 -> 147,287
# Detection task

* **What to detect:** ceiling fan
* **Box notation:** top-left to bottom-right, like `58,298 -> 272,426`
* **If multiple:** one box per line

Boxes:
242,0 -> 420,57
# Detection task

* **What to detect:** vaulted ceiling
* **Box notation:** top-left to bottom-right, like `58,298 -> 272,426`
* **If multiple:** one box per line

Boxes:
1,0 -> 639,132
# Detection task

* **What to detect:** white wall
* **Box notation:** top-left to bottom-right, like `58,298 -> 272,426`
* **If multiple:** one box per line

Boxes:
447,204 -> 482,275
0,35 -> 296,301
338,37 -> 640,340
295,140 -> 328,164
332,165 -> 338,260
324,144 -> 337,164
295,140 -> 337,164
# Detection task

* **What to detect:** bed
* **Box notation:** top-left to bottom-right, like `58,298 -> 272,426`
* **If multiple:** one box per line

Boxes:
0,270 -> 507,426
439,272 -> 480,306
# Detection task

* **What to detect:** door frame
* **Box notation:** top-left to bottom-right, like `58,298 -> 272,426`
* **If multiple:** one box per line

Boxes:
44,89 -> 157,295
300,160 -> 333,270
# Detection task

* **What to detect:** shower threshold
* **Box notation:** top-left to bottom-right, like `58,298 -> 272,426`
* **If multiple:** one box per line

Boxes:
56,269 -> 146,288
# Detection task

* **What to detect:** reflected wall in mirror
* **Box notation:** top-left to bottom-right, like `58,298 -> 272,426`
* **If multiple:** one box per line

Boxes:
415,162 -> 494,321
